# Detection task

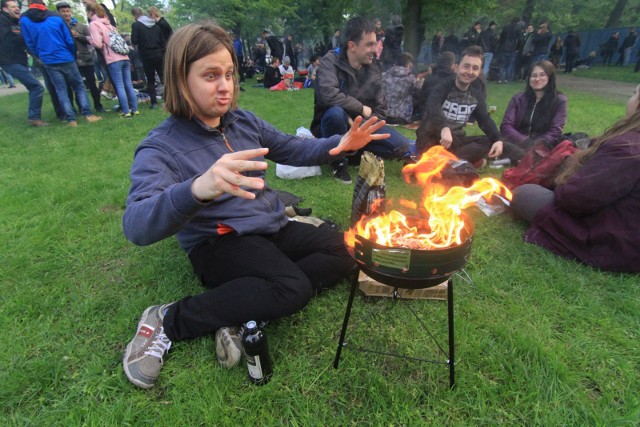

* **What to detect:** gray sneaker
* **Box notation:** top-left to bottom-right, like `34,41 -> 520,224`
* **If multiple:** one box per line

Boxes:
215,326 -> 243,369
123,304 -> 173,389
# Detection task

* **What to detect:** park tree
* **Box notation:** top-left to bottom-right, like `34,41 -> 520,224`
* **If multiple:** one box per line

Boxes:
606,0 -> 628,28
145,0 -> 640,62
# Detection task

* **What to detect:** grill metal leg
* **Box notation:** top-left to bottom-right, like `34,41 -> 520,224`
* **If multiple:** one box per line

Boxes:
334,271 -> 457,389
447,277 -> 455,388
333,270 -> 359,368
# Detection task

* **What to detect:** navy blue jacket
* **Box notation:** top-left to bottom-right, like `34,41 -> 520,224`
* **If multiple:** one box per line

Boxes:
123,109 -> 342,253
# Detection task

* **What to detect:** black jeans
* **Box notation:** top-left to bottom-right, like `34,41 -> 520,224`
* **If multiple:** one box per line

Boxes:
417,132 -> 525,164
78,64 -> 102,110
163,221 -> 354,341
141,54 -> 164,105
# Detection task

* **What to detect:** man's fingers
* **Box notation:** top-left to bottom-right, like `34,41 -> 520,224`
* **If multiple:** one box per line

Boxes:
235,159 -> 268,172
228,147 -> 269,160
369,132 -> 391,140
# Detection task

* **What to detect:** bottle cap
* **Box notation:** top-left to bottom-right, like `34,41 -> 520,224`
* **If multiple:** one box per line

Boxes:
246,320 -> 257,329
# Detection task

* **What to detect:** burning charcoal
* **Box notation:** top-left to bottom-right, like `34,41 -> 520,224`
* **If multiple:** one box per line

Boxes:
351,152 -> 385,226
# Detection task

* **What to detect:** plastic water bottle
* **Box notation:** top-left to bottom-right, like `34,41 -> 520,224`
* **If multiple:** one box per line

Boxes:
242,320 -> 273,385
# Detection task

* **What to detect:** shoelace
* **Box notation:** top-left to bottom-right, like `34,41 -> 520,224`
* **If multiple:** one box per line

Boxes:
144,327 -> 172,359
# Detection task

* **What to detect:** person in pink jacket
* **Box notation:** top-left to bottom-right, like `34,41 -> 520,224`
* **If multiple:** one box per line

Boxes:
86,2 -> 138,118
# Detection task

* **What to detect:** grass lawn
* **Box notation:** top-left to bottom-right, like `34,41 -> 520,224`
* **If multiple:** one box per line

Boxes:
570,63 -> 640,83
1,80 -> 639,425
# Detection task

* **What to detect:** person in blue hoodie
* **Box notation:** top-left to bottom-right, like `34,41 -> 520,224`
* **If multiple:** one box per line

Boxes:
120,22 -> 390,390
0,0 -> 47,126
20,0 -> 101,126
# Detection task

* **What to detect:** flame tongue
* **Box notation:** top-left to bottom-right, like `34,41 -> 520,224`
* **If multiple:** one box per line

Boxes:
345,147 -> 512,251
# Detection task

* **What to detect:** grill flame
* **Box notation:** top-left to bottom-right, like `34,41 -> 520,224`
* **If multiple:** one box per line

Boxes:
345,146 -> 512,250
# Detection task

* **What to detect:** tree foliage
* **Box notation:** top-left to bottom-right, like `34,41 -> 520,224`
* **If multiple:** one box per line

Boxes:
154,0 -> 640,60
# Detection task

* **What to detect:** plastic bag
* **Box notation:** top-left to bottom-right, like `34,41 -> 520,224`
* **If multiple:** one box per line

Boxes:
275,127 -> 323,179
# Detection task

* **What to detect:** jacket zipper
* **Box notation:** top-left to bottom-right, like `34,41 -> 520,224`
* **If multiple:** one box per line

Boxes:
528,101 -> 538,136
220,127 -> 234,152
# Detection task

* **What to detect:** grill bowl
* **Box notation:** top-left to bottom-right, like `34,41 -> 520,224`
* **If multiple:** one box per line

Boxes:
349,213 -> 474,289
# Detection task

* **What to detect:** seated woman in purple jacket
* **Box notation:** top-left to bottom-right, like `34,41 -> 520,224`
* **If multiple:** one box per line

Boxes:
510,84 -> 640,273
500,60 -> 567,152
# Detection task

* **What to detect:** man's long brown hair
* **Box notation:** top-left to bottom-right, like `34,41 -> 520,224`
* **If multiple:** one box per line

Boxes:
163,22 -> 239,119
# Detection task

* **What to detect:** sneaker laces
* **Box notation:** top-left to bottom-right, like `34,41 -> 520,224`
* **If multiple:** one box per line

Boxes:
144,327 -> 172,359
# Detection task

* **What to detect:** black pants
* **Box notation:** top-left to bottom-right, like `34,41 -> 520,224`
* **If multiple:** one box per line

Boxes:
141,54 -> 164,105
78,64 -> 102,110
417,132 -> 525,164
564,54 -> 577,73
163,221 -> 354,341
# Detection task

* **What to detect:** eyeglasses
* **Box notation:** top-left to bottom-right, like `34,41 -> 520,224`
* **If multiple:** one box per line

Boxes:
530,73 -> 548,79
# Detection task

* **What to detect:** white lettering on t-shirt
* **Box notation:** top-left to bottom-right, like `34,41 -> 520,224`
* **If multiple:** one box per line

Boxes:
442,100 -> 477,124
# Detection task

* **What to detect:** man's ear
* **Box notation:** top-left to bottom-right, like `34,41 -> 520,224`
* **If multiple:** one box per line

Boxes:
347,40 -> 355,51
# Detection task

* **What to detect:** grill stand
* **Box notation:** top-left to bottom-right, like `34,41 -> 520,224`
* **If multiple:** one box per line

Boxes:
333,269 -> 456,388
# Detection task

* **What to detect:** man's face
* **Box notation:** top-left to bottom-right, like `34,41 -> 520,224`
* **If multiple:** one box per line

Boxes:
348,31 -> 376,67
186,48 -> 235,129
456,55 -> 482,87
58,7 -> 72,23
527,25 -> 534,33
3,1 -> 20,19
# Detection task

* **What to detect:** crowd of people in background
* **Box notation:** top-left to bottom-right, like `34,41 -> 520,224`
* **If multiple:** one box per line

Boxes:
0,0 -> 173,124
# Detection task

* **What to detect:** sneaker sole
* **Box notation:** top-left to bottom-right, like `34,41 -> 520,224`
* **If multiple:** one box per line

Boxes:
334,177 -> 352,185
123,305 -> 158,389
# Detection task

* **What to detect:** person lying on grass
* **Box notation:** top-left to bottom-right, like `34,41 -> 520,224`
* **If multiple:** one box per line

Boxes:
120,21 -> 390,390
510,84 -> 640,273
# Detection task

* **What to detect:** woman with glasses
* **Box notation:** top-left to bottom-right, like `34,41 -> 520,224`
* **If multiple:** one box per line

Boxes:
510,83 -> 640,272
500,60 -> 567,152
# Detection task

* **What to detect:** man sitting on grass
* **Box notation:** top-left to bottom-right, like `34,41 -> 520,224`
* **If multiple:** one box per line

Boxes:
311,16 -> 412,184
416,45 -> 523,167
121,22 -> 389,390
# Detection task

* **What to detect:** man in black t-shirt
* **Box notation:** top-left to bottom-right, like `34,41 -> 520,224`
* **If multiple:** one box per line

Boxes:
417,46 -> 523,165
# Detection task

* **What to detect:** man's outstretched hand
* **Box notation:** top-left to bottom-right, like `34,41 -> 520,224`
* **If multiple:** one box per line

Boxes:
329,116 -> 390,156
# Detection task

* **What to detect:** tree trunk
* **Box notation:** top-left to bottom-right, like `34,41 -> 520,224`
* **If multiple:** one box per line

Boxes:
606,0 -> 628,28
402,0 -> 423,58
522,0 -> 536,25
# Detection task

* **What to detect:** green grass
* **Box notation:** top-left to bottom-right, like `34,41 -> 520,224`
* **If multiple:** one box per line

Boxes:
570,63 -> 640,83
1,80 -> 639,425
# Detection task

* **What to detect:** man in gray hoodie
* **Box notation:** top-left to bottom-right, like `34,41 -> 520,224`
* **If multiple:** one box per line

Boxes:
130,7 -> 165,109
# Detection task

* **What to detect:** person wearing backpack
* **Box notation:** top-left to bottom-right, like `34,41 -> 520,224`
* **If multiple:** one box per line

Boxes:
510,84 -> 640,273
87,2 -> 138,118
